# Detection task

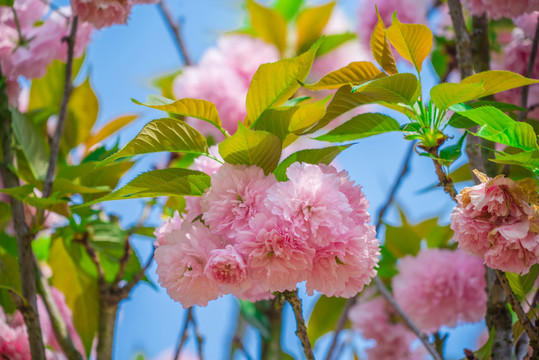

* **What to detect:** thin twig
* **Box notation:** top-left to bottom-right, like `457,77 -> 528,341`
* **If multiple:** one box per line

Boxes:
0,67 -> 46,360
496,270 -> 538,342
190,308 -> 204,360
283,290 -> 314,360
40,16 -> 78,219
113,236 -> 132,288
158,1 -> 192,65
374,276 -> 443,360
119,252 -> 154,299
427,148 -> 457,201
174,308 -> 192,360
518,19 -> 539,122
447,0 -> 474,78
78,231 -> 106,289
325,142 -> 415,360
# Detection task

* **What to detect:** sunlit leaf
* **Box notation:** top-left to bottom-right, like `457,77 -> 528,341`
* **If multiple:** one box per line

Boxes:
352,73 -> 419,105
273,0 -> 304,21
245,39 -> 322,126
315,113 -> 401,142
273,145 -> 351,181
49,237 -> 99,355
99,118 -> 208,165
491,150 -> 539,172
370,6 -> 397,75
296,1 -> 335,52
449,101 -> 524,129
302,61 -> 382,90
133,96 -> 222,130
85,115 -> 138,151
11,110 -> 49,180
461,70 -> 539,98
152,70 -> 181,100
506,265 -> 539,300
247,0 -> 288,53
76,168 -> 211,207
307,296 -> 348,345
317,33 -> 357,57
385,12 -> 433,73
430,82 -> 484,110
219,123 -> 282,174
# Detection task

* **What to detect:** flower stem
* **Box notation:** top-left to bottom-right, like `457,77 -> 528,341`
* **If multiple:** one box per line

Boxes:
283,290 -> 314,360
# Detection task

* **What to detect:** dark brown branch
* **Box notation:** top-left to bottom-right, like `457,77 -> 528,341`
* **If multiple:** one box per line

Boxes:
40,16 -> 78,220
326,142 -> 415,360
447,0 -> 474,78
427,148 -> 458,201
283,290 -> 314,360
518,18 -> 539,122
158,1 -> 192,65
174,308 -> 192,360
374,277 -> 443,360
0,68 -> 46,360
496,270 -> 538,342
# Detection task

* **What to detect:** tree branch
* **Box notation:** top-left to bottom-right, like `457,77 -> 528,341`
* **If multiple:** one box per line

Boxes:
174,308 -> 192,360
447,0 -> 474,78
40,16 -> 78,208
0,68 -> 46,360
325,142 -> 415,360
518,18 -> 539,122
282,290 -> 314,360
158,0 -> 192,65
119,252 -> 154,299
426,148 -> 457,201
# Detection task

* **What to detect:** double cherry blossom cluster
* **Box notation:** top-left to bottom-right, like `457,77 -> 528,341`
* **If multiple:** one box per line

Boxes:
154,160 -> 380,308
451,171 -> 539,274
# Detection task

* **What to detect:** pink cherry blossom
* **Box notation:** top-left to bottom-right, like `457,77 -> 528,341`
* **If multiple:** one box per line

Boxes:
307,225 -> 379,297
514,12 -> 539,39
236,213 -> 315,292
201,164 -> 277,239
0,308 -> 31,360
155,220 -> 223,308
153,211 -> 183,247
451,172 -> 539,273
71,0 -> 133,29
349,297 -> 427,360
464,0 -> 538,20
204,245 -> 249,294
264,163 -> 352,247
191,145 -> 223,175
392,249 -> 487,333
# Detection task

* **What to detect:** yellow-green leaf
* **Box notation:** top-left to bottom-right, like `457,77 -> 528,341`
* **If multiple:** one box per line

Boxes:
85,115 -> 138,151
288,95 -> 332,134
296,1 -> 335,52
247,0 -> 288,54
100,118 -> 208,165
430,82 -> 485,110
133,96 -> 222,131
353,72 -> 419,105
219,123 -> 282,174
302,61 -> 383,90
370,7 -> 397,75
245,39 -> 321,126
62,77 -> 99,152
461,70 -> 539,98
385,12 -> 433,73
307,296 -> 348,345
50,237 -> 99,355
11,110 -> 49,180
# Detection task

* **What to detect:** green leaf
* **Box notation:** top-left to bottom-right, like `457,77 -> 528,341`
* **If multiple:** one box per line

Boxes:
50,237 -> 99,355
76,168 -> 211,208
448,101 -> 524,129
461,70 -> 539,98
0,248 -> 21,315
245,39 -> 322,126
0,184 -> 35,199
430,82 -> 485,110
239,300 -> 271,340
385,12 -> 433,73
352,73 -> 419,105
273,145 -> 351,181
449,163 -> 473,183
385,224 -> 422,258
302,61 -> 382,90
0,0 -> 15,6
452,106 -> 538,150
273,0 -> 304,21
152,70 -> 182,100
317,33 -> 357,57
247,0 -> 288,53
52,178 -> 110,196
438,131 -> 467,165
506,265 -> 539,300
133,96 -> 222,130
473,328 -> 494,360
62,77 -> 99,152
491,150 -> 539,172
288,95 -> 332,134
307,295 -> 348,345
219,123 -> 282,174
315,113 -> 401,142
370,6 -> 397,75
11,109 -> 49,180
296,1 -> 335,53
99,118 -> 208,166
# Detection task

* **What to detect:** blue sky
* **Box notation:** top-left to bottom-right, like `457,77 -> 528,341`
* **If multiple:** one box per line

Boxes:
53,0 -> 487,358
